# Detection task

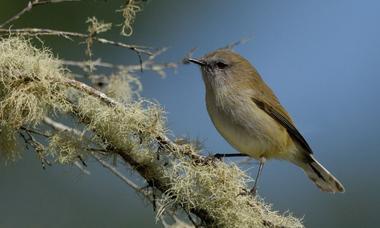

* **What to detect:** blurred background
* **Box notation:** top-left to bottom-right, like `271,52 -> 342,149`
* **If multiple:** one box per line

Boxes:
0,0 -> 379,227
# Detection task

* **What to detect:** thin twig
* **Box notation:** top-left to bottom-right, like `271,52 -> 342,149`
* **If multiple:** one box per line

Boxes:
22,121 -> 90,174
0,0 -> 80,28
43,117 -> 147,196
20,128 -> 51,169
43,116 -> 80,134
60,58 -> 176,74
92,153 -> 144,194
45,79 -> 299,227
42,117 -> 190,226
62,78 -> 208,164
223,36 -> 252,50
20,126 -> 51,138
0,28 -> 153,55
73,161 -> 91,175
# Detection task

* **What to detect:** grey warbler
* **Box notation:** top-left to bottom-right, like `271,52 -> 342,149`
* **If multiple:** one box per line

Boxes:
187,49 -> 344,193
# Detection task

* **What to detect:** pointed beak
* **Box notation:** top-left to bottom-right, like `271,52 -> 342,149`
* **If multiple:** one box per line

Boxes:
187,58 -> 206,66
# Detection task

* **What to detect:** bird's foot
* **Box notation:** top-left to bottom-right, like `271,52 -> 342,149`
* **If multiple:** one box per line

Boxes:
250,186 -> 257,196
213,153 -> 225,160
238,187 -> 258,198
201,154 -> 223,165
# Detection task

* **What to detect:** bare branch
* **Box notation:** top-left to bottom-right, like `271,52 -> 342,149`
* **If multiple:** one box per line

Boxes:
60,58 -> 177,76
92,153 -> 144,194
43,117 -> 147,196
73,160 -> 91,175
0,0 -> 80,28
43,117 -> 192,226
223,36 -> 252,50
0,28 -> 153,55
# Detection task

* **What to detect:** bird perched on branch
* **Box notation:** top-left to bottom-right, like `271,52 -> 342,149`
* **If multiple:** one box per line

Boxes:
186,49 -> 344,194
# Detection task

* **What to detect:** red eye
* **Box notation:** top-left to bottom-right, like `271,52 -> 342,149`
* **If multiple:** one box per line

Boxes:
216,61 -> 228,69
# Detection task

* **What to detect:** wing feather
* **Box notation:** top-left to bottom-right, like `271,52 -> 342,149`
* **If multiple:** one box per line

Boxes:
252,97 -> 313,154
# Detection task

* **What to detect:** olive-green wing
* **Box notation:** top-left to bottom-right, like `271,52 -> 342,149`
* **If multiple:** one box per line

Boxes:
252,97 -> 313,154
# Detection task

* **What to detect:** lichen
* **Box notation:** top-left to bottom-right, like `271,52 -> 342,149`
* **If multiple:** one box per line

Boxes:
0,37 -> 303,228
86,17 -> 112,35
0,122 -> 21,162
86,17 -> 112,59
77,95 -> 166,163
0,37 -> 70,129
105,73 -> 142,103
158,157 -> 303,228
0,37 -> 72,161
47,130 -> 90,165
118,0 -> 144,36
76,95 -> 303,228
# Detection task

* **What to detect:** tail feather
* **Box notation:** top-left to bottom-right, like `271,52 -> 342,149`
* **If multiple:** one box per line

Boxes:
300,155 -> 345,193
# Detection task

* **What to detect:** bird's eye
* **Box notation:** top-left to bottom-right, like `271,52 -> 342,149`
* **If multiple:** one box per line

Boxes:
216,61 -> 228,69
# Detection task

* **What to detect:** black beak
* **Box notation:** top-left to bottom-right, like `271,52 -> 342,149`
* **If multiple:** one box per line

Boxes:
187,58 -> 206,66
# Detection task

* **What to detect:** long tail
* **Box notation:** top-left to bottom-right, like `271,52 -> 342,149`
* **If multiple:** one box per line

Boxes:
298,155 -> 345,193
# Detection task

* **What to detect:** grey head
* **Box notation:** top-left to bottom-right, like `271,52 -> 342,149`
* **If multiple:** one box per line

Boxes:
187,49 -> 260,90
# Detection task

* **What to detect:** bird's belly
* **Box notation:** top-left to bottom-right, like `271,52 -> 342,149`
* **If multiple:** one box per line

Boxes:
207,99 -> 292,160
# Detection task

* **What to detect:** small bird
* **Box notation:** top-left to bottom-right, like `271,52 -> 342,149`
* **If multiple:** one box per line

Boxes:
187,49 -> 344,193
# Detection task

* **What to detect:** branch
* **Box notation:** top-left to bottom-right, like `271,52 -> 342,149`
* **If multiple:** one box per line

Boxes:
60,78 -> 302,227
0,0 -> 80,28
0,36 -> 302,228
0,28 -> 153,55
43,117 -> 193,227
60,57 -> 177,76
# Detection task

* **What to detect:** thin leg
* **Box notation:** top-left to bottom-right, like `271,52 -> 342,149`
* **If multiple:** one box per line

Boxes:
214,153 -> 249,159
250,157 -> 266,195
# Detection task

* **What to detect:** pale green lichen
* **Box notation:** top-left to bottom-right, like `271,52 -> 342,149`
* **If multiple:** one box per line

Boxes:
158,157 -> 303,228
77,95 -> 166,164
0,37 -> 71,162
118,0 -> 144,36
76,95 -> 303,228
0,37 -> 303,227
86,17 -> 112,35
0,37 -> 70,129
46,130 -> 90,165
105,73 -> 142,103
0,123 -> 21,162
86,17 -> 112,59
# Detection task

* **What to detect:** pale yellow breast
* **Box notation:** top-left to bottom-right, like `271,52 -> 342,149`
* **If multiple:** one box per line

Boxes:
205,92 -> 295,160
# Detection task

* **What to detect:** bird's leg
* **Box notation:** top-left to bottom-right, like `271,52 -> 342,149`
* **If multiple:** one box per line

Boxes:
250,156 -> 266,196
214,153 -> 249,160
201,153 -> 248,165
